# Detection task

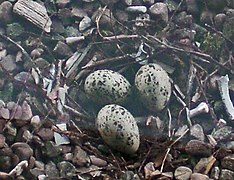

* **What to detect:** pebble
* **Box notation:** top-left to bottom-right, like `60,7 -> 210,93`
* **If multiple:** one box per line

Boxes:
100,0 -> 119,6
186,0 -> 199,15
219,169 -> 234,180
56,0 -> 70,8
57,161 -> 77,178
126,6 -> 147,13
191,173 -> 209,180
212,126 -> 232,141
210,166 -> 220,180
21,101 -> 33,121
214,13 -> 226,29
190,124 -> 205,141
185,140 -> 212,157
174,166 -> 192,180
71,7 -> 88,19
0,54 -> 17,72
0,134 -> 5,148
42,141 -> 62,158
90,155 -> 107,167
79,16 -> 92,32
29,168 -> 45,179
45,161 -> 60,178
72,146 -> 90,166
37,128 -> 54,141
30,115 -> 41,127
11,142 -> 33,161
0,1 -> 13,24
221,154 -> 234,171
0,107 -> 10,119
149,3 -> 168,23
53,41 -> 73,58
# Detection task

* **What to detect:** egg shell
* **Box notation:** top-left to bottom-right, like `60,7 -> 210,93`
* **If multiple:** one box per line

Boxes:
96,104 -> 140,154
84,70 -> 131,105
135,63 -> 171,111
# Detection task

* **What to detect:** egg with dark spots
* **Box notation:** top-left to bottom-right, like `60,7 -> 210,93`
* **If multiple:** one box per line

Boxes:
96,104 -> 140,154
84,70 -> 131,105
135,63 -> 171,111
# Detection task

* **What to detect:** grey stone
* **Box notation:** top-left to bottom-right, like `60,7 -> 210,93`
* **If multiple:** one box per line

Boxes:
221,154 -> 234,171
57,161 -> 77,178
37,128 -> 54,141
212,126 -> 232,141
0,108 -> 10,119
190,124 -> 205,141
56,0 -> 70,8
72,145 -> 90,166
210,166 -> 220,180
0,54 -> 17,72
122,0 -> 132,6
174,166 -> 192,180
42,141 -> 62,158
100,0 -> 119,6
219,169 -> 234,180
29,168 -> 45,179
92,8 -> 116,26
226,141 -> 234,151
90,155 -> 107,167
71,7 -> 88,19
191,173 -> 209,180
21,101 -> 33,121
186,0 -> 199,15
11,142 -> 33,161
79,16 -> 92,32
185,140 -> 212,157
214,13 -> 226,29
200,10 -> 214,25
45,161 -> 60,178
149,3 -> 168,23
0,134 -> 5,148
0,1 -> 13,24
53,41 -> 73,58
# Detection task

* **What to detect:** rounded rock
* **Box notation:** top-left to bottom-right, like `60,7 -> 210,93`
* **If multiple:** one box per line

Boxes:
135,63 -> 171,112
175,166 -> 192,180
84,70 -> 131,105
96,104 -> 139,154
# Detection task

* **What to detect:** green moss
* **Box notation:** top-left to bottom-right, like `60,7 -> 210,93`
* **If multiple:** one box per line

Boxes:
200,32 -> 226,58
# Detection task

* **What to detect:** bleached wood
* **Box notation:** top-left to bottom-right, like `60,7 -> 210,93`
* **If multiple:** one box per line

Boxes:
13,0 -> 52,32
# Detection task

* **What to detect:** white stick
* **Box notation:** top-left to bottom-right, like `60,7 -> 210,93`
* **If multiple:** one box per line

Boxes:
189,102 -> 209,118
9,160 -> 28,177
217,75 -> 234,121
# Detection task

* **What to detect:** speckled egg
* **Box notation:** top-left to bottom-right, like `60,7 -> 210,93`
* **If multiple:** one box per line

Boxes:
135,63 -> 171,111
84,70 -> 131,105
96,104 -> 140,154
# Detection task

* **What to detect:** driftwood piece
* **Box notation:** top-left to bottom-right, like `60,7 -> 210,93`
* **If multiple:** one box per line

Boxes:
13,0 -> 52,33
217,75 -> 234,121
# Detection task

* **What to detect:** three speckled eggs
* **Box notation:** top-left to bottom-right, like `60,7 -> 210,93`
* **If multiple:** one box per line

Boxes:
84,63 -> 171,154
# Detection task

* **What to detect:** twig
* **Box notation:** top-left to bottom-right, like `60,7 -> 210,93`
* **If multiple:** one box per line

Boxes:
205,24 -> 234,47
160,128 -> 189,173
81,54 -> 133,69
147,35 -> 234,74
167,108 -> 172,138
138,146 -> 152,173
63,104 -> 92,120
